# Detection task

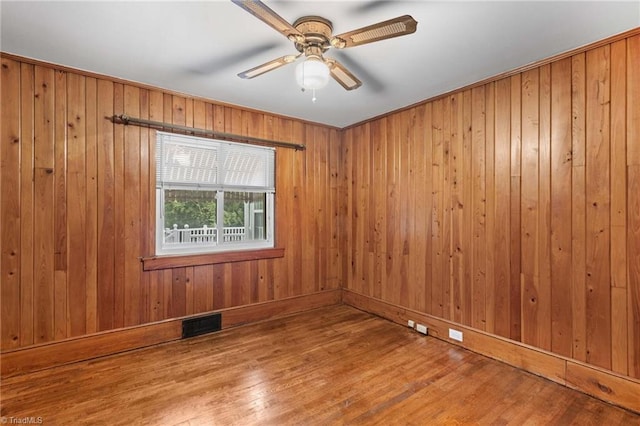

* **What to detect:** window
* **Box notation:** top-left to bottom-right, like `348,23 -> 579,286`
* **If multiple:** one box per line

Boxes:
155,132 -> 275,256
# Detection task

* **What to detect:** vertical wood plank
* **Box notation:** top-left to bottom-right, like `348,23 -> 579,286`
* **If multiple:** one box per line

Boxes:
123,85 -> 141,327
85,77 -> 98,334
627,34 -> 640,379
450,95 -> 464,324
509,74 -> 522,341
19,62 -> 35,347
331,128 -> 343,290
274,117 -> 291,300
113,83 -> 125,329
53,70 -> 68,340
399,111 -> 411,309
149,270 -> 162,322
138,88 -> 150,325
430,99 -> 444,317
1,58 -> 22,349
627,35 -> 640,166
33,66 -> 56,343
471,86 -> 487,330
385,116 -> 399,304
291,119 -> 304,296
185,267 -> 194,315
484,83 -> 496,334
628,166 -> 640,378
146,90 -> 163,320
571,53 -> 588,362
493,78 -> 511,338
231,262 -> 247,306
538,64 -> 552,351
373,119 -> 387,300
412,104 -> 427,313
66,72 -> 87,337
212,264 -> 225,311
422,106 -> 433,313
520,68 -> 540,347
96,79 -> 115,331
171,268 -> 187,317
585,46 -> 611,370
609,39 -> 627,375
440,102 -> 452,319
462,90 -> 473,327
550,58 -> 573,358
193,266 -> 213,314
352,126 -> 364,297
162,269 -> 172,320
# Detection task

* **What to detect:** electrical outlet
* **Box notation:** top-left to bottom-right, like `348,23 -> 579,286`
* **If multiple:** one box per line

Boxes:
408,320 -> 415,328
416,324 -> 428,334
449,328 -> 463,342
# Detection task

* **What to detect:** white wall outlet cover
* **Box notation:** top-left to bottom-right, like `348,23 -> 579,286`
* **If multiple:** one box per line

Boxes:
416,324 -> 428,334
449,328 -> 463,342
408,320 -> 415,328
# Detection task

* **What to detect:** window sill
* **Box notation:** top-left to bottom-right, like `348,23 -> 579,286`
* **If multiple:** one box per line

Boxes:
141,247 -> 285,271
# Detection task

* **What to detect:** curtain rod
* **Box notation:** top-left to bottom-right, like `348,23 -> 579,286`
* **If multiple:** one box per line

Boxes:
108,114 -> 306,151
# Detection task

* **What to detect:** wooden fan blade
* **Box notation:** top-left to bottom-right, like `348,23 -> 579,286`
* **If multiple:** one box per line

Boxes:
330,15 -> 417,49
231,0 -> 305,43
238,54 -> 300,79
326,59 -> 362,91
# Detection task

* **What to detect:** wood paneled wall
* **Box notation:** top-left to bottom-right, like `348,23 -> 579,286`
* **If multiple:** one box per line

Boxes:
342,33 -> 640,379
1,30 -> 638,385
1,56 -> 343,350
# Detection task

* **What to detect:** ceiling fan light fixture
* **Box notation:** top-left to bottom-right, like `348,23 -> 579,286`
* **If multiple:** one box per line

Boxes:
295,57 -> 330,90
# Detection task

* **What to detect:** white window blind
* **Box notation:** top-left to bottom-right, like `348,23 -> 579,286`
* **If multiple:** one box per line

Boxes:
156,132 -> 275,191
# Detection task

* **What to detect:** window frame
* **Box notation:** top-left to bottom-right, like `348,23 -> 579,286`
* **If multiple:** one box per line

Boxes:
154,131 -> 276,257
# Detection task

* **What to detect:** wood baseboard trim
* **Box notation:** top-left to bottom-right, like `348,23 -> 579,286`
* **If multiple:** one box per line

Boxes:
220,289 -> 342,328
342,289 -> 640,414
1,289 -> 341,379
0,320 -> 183,379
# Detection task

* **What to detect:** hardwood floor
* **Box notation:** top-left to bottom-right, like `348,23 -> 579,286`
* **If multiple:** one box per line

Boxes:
1,305 -> 638,425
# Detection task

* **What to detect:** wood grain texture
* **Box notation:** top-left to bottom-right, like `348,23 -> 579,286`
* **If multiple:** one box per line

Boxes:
344,290 -> 640,415
1,28 -> 639,391
627,35 -> 640,379
571,53 -> 588,363
585,46 -> 611,370
493,78 -> 511,339
0,54 -> 342,356
520,68 -> 540,348
1,58 -> 21,349
2,305 -> 639,424
19,63 -> 35,347
0,289 -> 340,379
33,66 -> 56,344
609,40 -> 627,376
53,69 -> 67,341
342,31 -> 640,380
565,361 -> 640,413
550,58 -> 573,358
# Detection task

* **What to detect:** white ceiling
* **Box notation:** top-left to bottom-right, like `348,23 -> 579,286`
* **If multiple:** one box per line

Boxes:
1,1 -> 638,128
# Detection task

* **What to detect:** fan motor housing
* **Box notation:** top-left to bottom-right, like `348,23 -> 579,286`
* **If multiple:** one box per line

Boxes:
293,16 -> 333,53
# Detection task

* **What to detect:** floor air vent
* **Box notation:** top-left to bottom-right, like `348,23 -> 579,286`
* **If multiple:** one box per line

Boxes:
182,313 -> 222,338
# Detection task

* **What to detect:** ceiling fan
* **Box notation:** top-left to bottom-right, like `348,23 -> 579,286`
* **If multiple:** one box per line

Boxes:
231,0 -> 418,92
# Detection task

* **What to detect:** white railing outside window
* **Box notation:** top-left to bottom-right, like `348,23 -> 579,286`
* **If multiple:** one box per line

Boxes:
163,225 -> 249,245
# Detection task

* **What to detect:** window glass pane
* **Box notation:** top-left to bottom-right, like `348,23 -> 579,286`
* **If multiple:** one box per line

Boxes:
163,189 -> 217,245
223,191 -> 267,243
